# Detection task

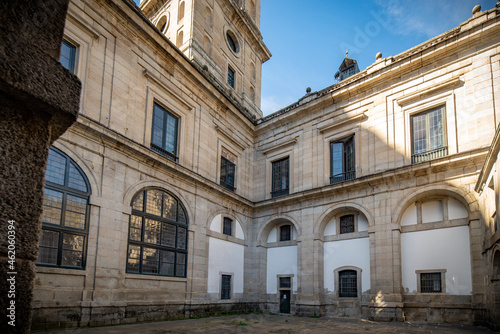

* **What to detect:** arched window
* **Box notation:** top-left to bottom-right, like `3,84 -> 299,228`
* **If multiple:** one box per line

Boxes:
127,189 -> 188,277
36,147 -> 91,269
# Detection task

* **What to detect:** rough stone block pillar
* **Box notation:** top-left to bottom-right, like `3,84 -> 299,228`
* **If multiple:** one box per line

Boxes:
0,1 -> 81,333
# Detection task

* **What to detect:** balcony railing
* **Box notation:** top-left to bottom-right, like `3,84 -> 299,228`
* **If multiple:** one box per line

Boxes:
411,146 -> 448,164
220,180 -> 236,192
151,144 -> 178,163
330,170 -> 356,185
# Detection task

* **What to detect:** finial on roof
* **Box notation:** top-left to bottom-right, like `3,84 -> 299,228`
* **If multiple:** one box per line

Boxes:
346,49 -> 349,58
472,4 -> 481,14
306,87 -> 311,94
376,52 -> 382,60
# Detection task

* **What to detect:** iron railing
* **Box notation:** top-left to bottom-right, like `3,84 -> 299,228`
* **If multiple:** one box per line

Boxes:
151,144 -> 178,163
412,146 -> 447,164
330,170 -> 356,185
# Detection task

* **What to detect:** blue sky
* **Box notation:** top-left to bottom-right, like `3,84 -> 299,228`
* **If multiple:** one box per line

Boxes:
133,0 -> 497,115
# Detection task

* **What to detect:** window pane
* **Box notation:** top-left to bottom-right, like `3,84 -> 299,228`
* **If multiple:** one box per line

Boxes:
228,67 -> 235,88
144,219 -> 161,244
46,149 -> 67,185
36,230 -> 59,265
331,142 -> 343,176
340,215 -> 355,234
161,223 -> 176,247
178,207 -> 187,224
280,277 -> 291,288
165,113 -> 178,154
345,137 -> 355,174
68,162 -> 88,192
60,39 -> 76,73
126,245 -> 141,273
412,113 -> 428,154
129,215 -> 142,241
428,108 -> 444,150
280,225 -> 291,241
142,247 -> 159,274
42,189 -> 63,225
339,270 -> 357,297
177,227 -> 187,250
152,104 -> 165,148
64,195 -> 87,229
223,217 -> 232,236
160,250 -> 175,276
221,274 -> 231,299
176,253 -> 186,277
61,233 -> 84,267
132,191 -> 144,211
145,189 -> 163,217
421,272 -> 442,293
163,193 -> 178,220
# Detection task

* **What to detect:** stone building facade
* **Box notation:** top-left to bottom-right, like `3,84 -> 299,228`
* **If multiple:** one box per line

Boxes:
31,0 -> 500,330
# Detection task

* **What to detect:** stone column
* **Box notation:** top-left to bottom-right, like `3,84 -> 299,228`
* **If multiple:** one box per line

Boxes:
0,1 -> 81,333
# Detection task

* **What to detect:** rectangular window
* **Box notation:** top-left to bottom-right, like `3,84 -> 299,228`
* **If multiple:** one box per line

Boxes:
279,277 -> 291,288
221,274 -> 232,299
60,39 -> 77,74
272,157 -> 289,198
151,102 -> 179,162
280,224 -> 291,241
420,272 -> 442,293
339,270 -> 357,297
411,106 -> 447,163
223,217 -> 233,236
330,135 -> 355,184
339,215 -> 355,234
228,67 -> 235,88
220,156 -> 236,191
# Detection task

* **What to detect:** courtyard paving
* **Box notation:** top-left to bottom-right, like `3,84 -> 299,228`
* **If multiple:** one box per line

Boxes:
35,314 -> 500,334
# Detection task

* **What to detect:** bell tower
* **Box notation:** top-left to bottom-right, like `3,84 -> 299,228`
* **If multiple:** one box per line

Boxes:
140,0 -> 271,118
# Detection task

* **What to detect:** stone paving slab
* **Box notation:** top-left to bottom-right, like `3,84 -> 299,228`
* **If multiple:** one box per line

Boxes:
34,314 -> 500,334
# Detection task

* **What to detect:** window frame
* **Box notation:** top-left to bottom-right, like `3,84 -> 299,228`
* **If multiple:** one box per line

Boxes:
220,156 -> 236,192
223,217 -> 233,236
221,274 -> 232,300
416,269 -> 446,294
127,188 -> 188,277
271,157 -> 290,198
339,214 -> 355,234
330,135 -> 355,184
335,266 -> 362,299
227,66 -> 236,89
36,147 -> 91,270
60,38 -> 77,74
150,102 -> 180,162
279,224 -> 292,241
410,105 -> 447,164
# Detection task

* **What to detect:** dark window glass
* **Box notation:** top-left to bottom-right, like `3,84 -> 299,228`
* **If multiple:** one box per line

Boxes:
420,273 -> 442,293
339,215 -> 355,234
279,277 -> 291,288
280,225 -> 291,241
272,157 -> 289,198
60,39 -> 77,73
411,106 -> 447,163
227,33 -> 238,53
220,156 -> 236,191
151,102 -> 179,162
330,136 -> 355,184
127,189 -> 188,277
221,274 -> 232,299
223,217 -> 233,236
228,67 -> 235,88
339,270 -> 357,297
36,147 -> 90,269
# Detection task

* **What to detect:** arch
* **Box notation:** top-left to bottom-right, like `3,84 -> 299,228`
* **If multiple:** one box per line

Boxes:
492,247 -> 500,279
51,141 -> 99,197
177,1 -> 185,22
156,15 -> 168,33
123,180 -> 193,224
315,202 -> 373,238
206,209 -> 248,241
250,0 -> 256,20
203,35 -> 212,56
392,185 -> 479,225
204,6 -> 212,28
176,30 -> 183,48
249,86 -> 255,102
256,214 -> 300,246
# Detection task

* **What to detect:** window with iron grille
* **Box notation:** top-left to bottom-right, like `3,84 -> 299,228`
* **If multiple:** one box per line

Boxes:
411,106 -> 447,164
330,135 -> 355,184
228,67 -> 235,88
280,224 -> 291,241
279,277 -> 291,289
339,215 -> 355,234
420,272 -> 442,293
60,39 -> 77,74
127,189 -> 188,277
223,217 -> 233,236
220,156 -> 235,191
339,270 -> 357,297
221,274 -> 232,299
272,157 -> 289,198
151,102 -> 179,162
36,147 -> 90,269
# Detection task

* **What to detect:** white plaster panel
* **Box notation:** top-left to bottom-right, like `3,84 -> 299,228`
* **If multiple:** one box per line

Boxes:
267,227 -> 277,243
207,237 -> 244,294
210,214 -> 221,233
266,246 -> 297,294
323,237 -> 370,293
401,203 -> 417,226
324,219 -> 336,236
422,200 -> 443,223
235,220 -> 244,239
448,198 -> 468,220
401,226 -> 472,295
358,215 -> 368,231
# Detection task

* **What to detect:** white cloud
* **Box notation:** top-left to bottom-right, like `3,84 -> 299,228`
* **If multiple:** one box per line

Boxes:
261,95 -> 295,116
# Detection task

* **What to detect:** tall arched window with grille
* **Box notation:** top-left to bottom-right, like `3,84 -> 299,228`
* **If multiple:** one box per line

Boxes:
36,147 -> 91,269
127,189 -> 188,277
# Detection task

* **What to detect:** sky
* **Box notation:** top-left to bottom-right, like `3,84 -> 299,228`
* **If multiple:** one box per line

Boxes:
133,0 -> 498,116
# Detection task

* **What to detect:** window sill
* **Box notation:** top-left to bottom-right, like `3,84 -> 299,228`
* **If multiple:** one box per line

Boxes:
125,273 -> 187,282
